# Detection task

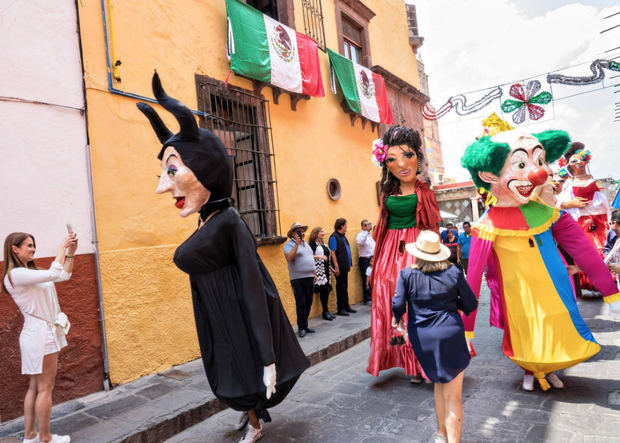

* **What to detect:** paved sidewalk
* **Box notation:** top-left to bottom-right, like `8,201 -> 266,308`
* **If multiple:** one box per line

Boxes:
0,304 -> 371,443
166,292 -> 620,443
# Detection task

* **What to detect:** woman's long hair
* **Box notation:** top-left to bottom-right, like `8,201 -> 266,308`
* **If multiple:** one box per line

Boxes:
1,232 -> 36,293
379,126 -> 424,197
309,227 -> 323,244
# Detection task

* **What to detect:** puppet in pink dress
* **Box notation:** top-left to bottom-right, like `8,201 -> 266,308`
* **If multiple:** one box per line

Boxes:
366,126 -> 441,380
555,142 -> 610,292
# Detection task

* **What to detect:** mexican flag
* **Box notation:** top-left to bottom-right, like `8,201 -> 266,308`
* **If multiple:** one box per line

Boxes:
226,0 -> 324,97
327,49 -> 393,124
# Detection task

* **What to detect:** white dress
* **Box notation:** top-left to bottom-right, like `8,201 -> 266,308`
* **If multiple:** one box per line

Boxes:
4,261 -> 71,374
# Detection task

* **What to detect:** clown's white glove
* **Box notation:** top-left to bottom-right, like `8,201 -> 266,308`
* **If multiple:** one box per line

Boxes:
609,301 -> 620,321
263,363 -> 276,399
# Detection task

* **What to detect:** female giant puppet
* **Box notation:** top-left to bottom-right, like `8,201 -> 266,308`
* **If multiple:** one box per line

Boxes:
137,73 -> 309,441
460,129 -> 620,391
556,142 -> 611,293
366,126 -> 441,379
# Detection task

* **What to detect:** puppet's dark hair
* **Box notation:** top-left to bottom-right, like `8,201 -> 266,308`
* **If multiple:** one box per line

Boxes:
380,126 -> 424,196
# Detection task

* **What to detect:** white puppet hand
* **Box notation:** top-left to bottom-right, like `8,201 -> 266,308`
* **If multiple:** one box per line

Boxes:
263,363 -> 276,399
609,301 -> 620,321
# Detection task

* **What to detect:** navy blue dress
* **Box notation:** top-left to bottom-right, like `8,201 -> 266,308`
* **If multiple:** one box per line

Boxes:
392,265 -> 477,383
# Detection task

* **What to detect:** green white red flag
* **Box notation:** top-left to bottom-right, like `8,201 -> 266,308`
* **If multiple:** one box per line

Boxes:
226,0 -> 324,97
327,49 -> 393,124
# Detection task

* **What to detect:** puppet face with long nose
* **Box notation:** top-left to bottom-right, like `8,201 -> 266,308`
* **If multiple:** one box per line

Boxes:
156,146 -> 211,217
479,132 -> 552,207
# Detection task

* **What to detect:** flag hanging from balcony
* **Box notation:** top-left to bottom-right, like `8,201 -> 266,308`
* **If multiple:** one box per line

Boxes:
226,0 -> 324,97
327,49 -> 393,124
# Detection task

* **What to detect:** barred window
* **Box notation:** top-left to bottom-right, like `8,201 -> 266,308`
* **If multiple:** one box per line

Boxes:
195,75 -> 284,244
301,0 -> 326,50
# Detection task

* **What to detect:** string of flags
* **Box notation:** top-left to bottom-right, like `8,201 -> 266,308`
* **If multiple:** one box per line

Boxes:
422,58 -> 620,124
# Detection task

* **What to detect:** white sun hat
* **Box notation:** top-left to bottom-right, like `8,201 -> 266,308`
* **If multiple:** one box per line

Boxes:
405,230 -> 451,262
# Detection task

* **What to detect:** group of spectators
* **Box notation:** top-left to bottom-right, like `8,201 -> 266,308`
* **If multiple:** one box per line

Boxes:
440,222 -> 473,274
283,218 -> 375,337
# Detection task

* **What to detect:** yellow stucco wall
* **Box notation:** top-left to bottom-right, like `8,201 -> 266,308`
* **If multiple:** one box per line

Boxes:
79,0 -> 419,384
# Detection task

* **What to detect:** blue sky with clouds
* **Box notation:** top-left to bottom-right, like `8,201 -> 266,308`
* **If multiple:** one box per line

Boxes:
407,0 -> 620,181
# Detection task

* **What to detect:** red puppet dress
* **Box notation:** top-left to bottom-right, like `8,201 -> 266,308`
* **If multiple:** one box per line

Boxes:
367,181 -> 441,377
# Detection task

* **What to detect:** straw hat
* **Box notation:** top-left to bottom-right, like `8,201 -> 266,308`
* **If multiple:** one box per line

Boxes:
287,221 -> 308,238
405,231 -> 451,262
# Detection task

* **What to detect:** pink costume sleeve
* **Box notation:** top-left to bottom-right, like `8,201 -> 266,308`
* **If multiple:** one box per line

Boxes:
461,233 -> 494,337
552,211 -> 620,302
486,257 -> 505,329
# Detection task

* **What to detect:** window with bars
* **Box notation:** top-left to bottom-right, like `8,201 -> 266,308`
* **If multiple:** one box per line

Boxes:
195,75 -> 283,243
301,0 -> 326,51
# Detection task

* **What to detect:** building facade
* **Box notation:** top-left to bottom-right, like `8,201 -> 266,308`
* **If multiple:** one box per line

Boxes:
0,0 -> 104,421
2,1 -> 433,418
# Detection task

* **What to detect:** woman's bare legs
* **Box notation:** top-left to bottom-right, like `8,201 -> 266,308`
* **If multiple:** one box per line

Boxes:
35,352 -> 59,443
433,383 -> 447,439
441,371 -> 464,443
24,376 -> 38,439
247,409 -> 260,429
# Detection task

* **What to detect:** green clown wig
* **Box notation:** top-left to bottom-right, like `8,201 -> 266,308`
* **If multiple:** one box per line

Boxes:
461,130 -> 571,190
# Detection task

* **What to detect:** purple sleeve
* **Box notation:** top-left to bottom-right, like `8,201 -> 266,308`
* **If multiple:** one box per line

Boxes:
552,212 -> 619,298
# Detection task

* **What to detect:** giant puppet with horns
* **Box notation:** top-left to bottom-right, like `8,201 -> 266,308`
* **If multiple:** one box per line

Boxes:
460,125 -> 620,391
137,73 -> 309,440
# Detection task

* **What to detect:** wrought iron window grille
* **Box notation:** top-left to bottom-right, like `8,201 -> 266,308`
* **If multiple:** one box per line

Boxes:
195,75 -> 285,245
301,0 -> 327,51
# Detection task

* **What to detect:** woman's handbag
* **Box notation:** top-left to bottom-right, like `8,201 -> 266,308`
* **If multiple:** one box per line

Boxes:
54,312 -> 71,335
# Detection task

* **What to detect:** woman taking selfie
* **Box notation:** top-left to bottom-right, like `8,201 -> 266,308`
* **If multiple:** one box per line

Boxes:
2,231 -> 77,443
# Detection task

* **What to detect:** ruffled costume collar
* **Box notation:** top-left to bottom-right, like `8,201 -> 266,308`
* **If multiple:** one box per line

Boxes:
474,200 -> 560,238
199,198 -> 233,225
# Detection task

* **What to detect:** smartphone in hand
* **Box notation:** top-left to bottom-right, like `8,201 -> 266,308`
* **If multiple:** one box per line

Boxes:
66,223 -> 74,234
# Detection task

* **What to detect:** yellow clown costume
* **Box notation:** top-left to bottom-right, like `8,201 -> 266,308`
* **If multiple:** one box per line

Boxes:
460,125 -> 620,390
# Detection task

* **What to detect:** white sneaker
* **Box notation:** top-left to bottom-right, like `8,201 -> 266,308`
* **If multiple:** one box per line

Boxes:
44,435 -> 71,443
235,411 -> 250,431
22,433 -> 39,443
239,424 -> 263,442
432,433 -> 447,443
522,374 -> 534,391
546,373 -> 564,389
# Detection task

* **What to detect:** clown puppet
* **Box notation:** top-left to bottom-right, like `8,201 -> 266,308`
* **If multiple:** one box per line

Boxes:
460,129 -> 620,391
555,142 -> 611,294
137,73 -> 309,442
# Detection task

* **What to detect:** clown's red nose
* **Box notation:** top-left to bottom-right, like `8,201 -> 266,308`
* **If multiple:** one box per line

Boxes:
528,167 -> 549,186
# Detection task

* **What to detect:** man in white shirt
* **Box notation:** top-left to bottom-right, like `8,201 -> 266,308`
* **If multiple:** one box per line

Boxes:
356,219 -> 375,305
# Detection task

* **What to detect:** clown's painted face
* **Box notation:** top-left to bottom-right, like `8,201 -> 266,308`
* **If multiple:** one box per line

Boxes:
385,144 -> 418,185
156,146 -> 211,217
479,132 -> 552,207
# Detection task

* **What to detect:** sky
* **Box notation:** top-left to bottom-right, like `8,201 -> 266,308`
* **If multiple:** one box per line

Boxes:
407,0 -> 620,182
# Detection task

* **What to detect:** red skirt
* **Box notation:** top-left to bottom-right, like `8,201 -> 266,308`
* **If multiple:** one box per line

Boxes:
367,226 -> 425,377
576,214 -> 609,291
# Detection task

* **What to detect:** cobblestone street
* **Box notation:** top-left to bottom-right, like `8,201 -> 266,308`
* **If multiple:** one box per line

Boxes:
167,288 -> 620,443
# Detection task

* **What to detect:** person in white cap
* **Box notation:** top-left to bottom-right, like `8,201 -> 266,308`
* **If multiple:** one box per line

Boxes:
392,231 -> 477,443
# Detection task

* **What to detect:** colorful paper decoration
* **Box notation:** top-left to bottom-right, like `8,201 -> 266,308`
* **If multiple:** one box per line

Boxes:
500,80 -> 552,124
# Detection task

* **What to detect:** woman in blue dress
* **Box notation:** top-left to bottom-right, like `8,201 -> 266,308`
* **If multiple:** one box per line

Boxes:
392,231 -> 477,443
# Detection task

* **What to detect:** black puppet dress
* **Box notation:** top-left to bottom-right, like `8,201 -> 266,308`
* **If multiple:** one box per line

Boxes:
173,205 -> 309,417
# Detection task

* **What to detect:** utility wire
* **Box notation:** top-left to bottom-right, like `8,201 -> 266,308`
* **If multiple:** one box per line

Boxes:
0,96 -> 84,113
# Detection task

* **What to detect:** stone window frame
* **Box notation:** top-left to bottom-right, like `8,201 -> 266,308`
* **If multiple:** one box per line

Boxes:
334,0 -> 375,67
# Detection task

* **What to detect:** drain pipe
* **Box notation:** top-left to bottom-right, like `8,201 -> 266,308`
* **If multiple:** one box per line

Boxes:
99,0 -> 208,117
75,0 -> 111,391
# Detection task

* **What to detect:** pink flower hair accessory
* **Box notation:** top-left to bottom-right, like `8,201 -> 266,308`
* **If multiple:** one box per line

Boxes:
372,139 -> 387,166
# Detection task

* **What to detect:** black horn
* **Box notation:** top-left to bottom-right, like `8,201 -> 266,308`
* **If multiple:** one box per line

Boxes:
136,102 -> 173,146
151,72 -> 198,140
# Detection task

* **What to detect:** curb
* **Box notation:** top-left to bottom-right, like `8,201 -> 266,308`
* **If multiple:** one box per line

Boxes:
118,326 -> 370,443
